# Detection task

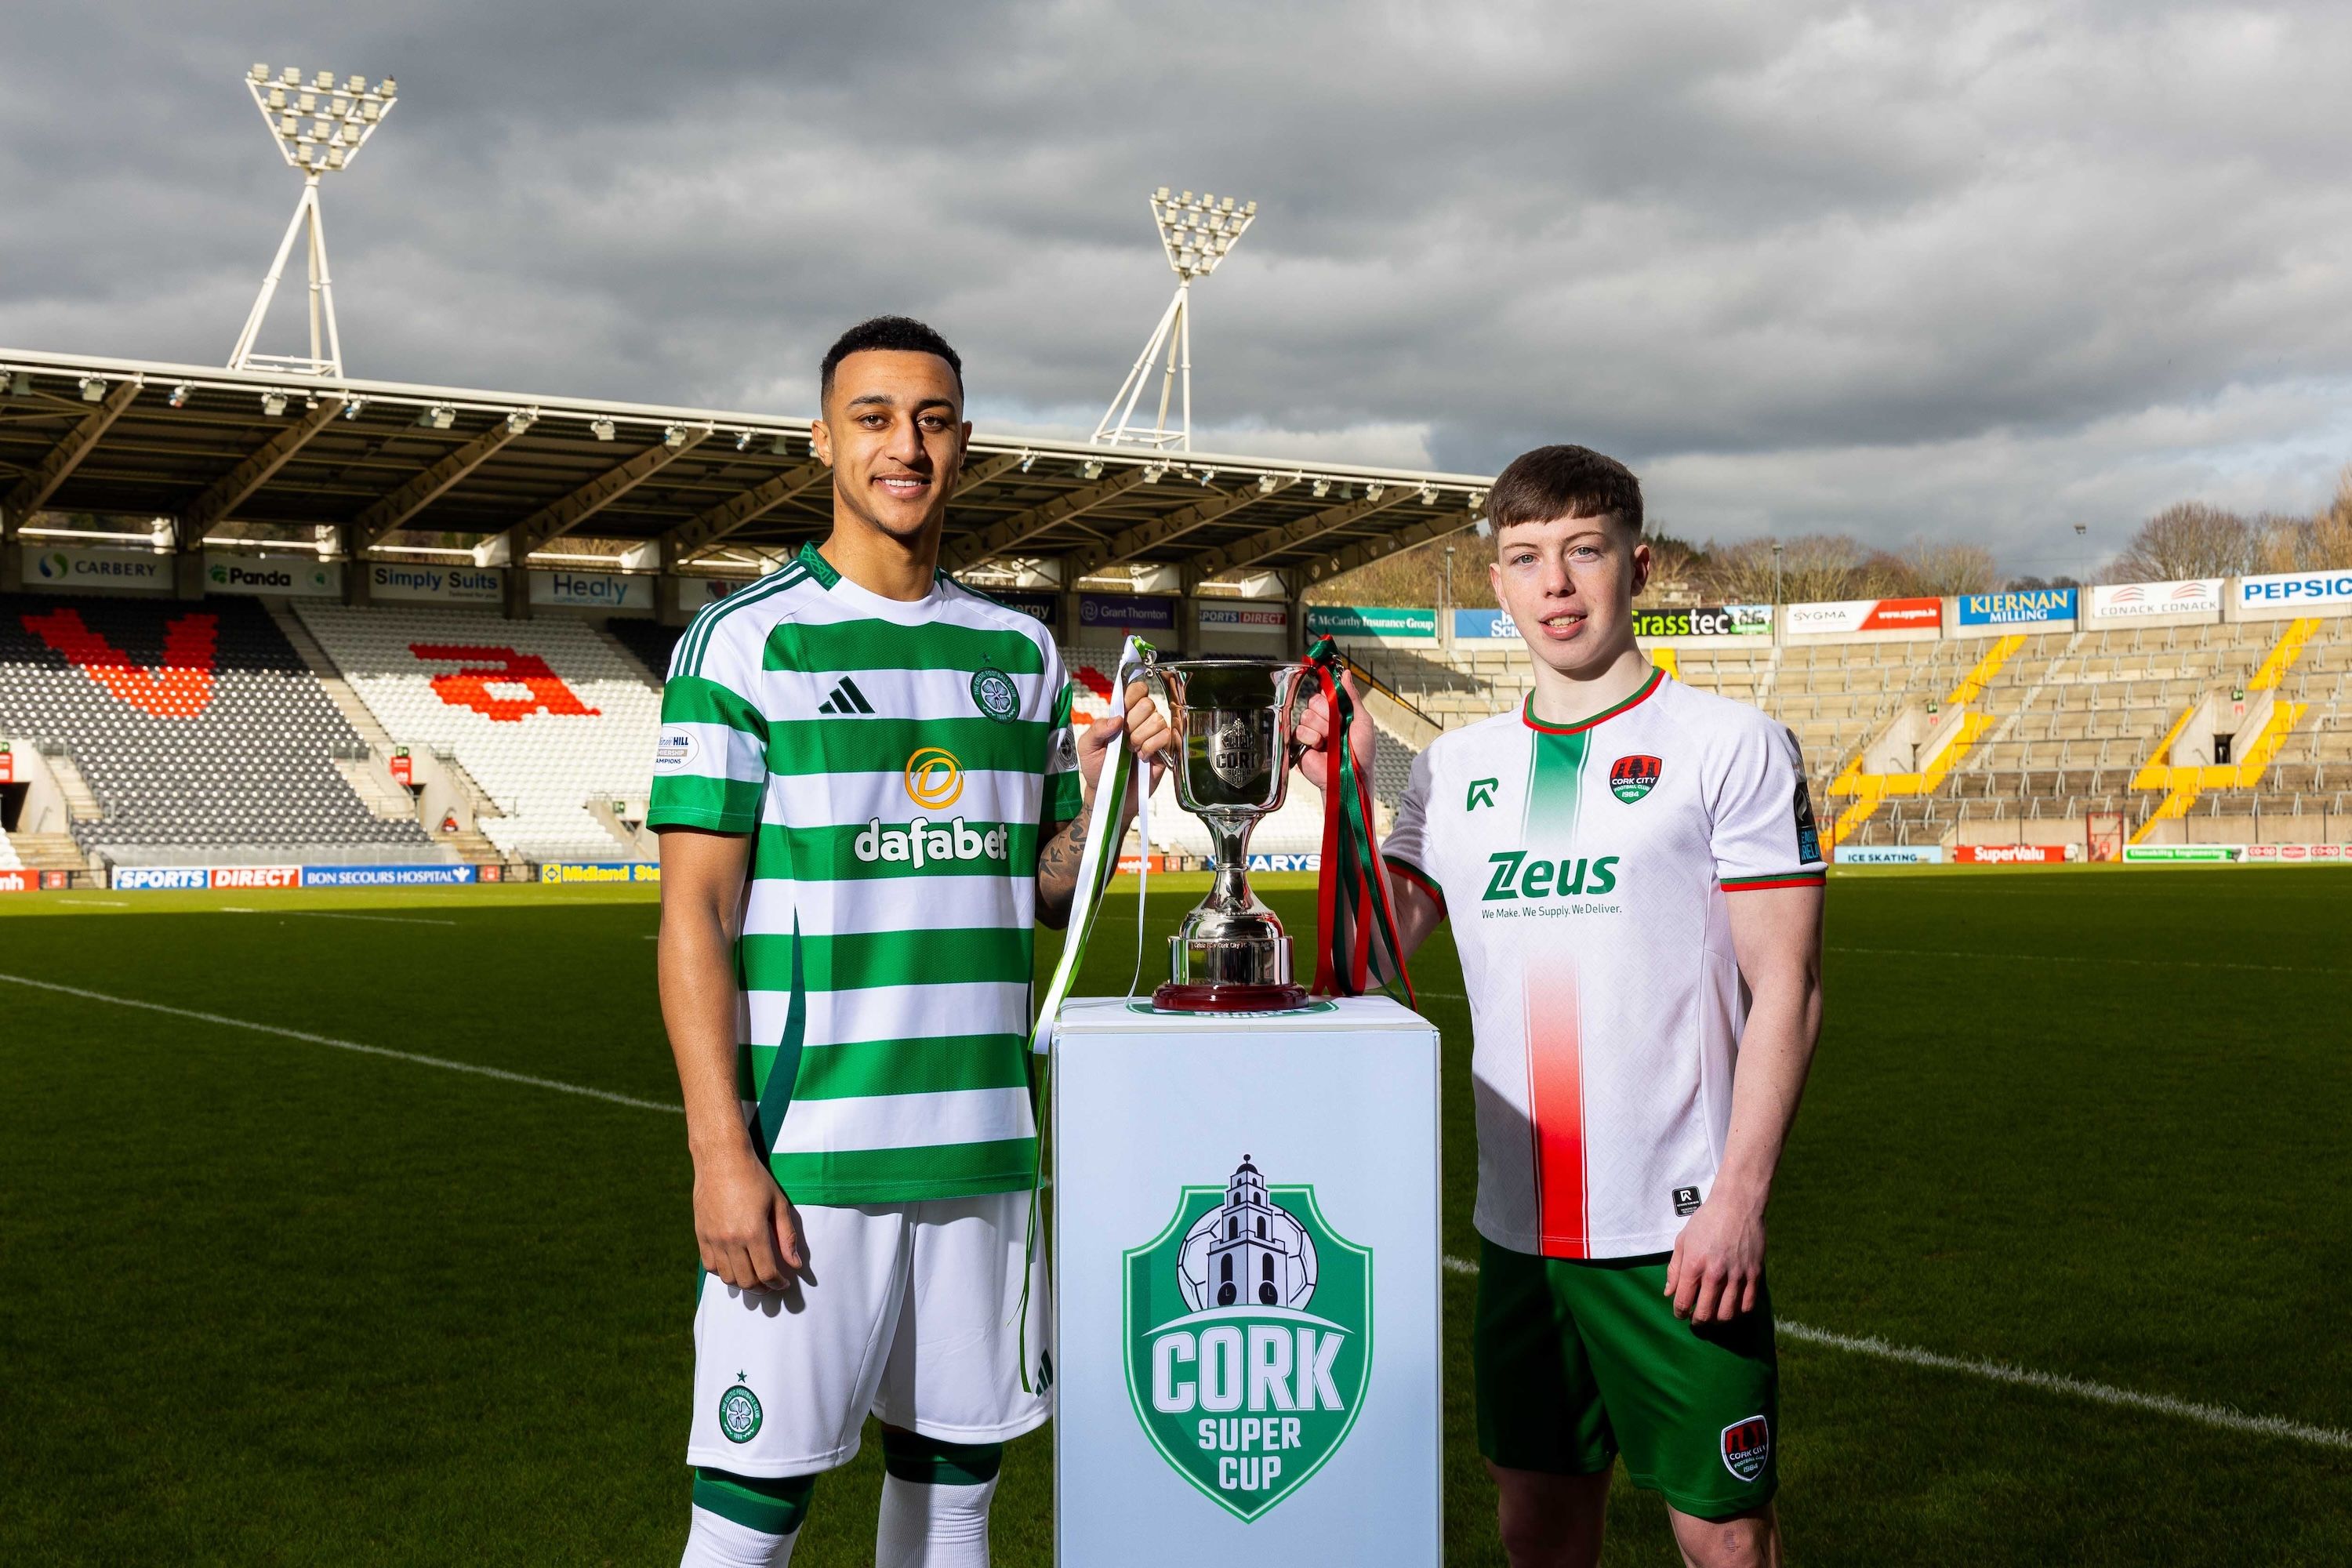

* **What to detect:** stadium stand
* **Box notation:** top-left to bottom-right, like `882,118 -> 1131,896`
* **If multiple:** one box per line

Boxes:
604,617 -> 685,686
1347,614 -> 2352,851
0,594 -> 438,866
293,602 -> 661,863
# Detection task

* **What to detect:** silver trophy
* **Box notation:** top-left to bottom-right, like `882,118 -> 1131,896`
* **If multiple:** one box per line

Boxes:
1141,655 -> 1316,1011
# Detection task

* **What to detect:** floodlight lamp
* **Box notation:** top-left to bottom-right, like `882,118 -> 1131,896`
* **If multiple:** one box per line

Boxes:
299,91 -> 316,112
735,430 -> 755,452
506,409 -> 536,435
1018,452 -> 1036,473
1467,489 -> 1487,512
1364,484 -> 1384,501
267,85 -> 287,109
326,147 -> 347,170
419,405 -> 456,430
1196,466 -> 1217,485
280,67 -> 299,83
342,397 -> 366,419
1081,459 -> 1105,480
251,63 -> 270,82
1418,484 -> 1438,505
662,424 -> 691,448
168,383 -> 193,408
1142,463 -> 1167,484
769,434 -> 792,456
314,70 -> 334,88
345,74 -> 365,93
78,376 -> 107,402
1256,474 -> 1279,494
1312,479 -> 1331,498
1156,185 -> 1171,199
379,78 -> 396,96
261,390 -> 289,416
589,417 -> 616,441
278,113 -> 298,136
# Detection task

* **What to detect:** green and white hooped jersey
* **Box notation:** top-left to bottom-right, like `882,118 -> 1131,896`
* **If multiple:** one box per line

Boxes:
1383,669 -> 1824,1260
648,543 -> 1082,1205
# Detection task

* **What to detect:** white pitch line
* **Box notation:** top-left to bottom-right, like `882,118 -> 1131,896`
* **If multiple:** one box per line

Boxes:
1438,1254 -> 2349,1451
1829,945 -> 2349,978
0,971 -> 679,1115
296,912 -> 460,927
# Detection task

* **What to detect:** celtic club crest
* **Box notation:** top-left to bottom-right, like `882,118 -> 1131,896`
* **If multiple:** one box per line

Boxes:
1123,1157 -> 1373,1522
718,1375 -> 763,1443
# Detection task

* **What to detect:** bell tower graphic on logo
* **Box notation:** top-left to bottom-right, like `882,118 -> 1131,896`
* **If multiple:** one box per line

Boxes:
1123,1156 -> 1373,1523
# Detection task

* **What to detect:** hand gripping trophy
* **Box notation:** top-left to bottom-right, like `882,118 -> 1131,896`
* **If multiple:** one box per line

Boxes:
1140,654 -> 1317,1011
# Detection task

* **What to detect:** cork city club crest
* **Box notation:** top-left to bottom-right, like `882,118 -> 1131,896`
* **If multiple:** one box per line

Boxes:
1123,1157 -> 1372,1523
1609,753 -> 1662,803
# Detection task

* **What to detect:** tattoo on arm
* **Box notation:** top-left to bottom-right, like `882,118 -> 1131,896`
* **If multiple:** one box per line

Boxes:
1034,808 -> 1091,929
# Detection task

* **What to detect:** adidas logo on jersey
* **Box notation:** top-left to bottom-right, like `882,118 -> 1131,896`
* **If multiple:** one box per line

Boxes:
817,677 -> 876,715
855,816 -> 1009,868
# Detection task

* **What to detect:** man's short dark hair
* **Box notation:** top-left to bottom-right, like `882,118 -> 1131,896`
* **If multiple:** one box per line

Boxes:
819,315 -> 964,403
1482,445 -> 1642,539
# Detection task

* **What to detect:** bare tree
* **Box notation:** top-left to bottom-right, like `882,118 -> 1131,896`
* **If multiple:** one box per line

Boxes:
1700,534 -> 1900,604
1900,540 -> 1999,596
2250,468 -> 2352,573
2108,503 -> 2256,581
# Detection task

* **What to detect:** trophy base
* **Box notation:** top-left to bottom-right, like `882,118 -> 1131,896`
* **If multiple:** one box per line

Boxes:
1152,981 -> 1312,1014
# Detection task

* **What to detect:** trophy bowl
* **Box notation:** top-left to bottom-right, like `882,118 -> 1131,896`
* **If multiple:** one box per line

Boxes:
1142,655 -> 1316,1011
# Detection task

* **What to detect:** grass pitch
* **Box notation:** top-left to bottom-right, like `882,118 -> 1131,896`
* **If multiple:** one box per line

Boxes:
1,868 -> 2347,1565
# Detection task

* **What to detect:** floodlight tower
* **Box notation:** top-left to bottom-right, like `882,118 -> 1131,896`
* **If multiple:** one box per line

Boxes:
1091,187 -> 1258,452
227,64 -> 398,378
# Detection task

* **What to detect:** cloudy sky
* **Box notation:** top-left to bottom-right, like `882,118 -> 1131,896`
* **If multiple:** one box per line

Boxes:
4,1 -> 2349,575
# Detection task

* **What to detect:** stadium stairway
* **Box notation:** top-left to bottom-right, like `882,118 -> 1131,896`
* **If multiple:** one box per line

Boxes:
0,594 -> 441,865
2126,618 -> 2318,844
1822,634 -> 2029,848
293,602 -> 659,865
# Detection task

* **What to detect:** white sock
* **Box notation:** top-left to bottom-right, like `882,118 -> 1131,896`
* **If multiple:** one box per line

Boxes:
873,1473 -> 998,1568
681,1504 -> 798,1567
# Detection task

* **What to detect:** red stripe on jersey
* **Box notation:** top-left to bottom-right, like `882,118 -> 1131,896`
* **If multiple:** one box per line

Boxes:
1722,873 -> 1827,891
1523,960 -> 1588,1258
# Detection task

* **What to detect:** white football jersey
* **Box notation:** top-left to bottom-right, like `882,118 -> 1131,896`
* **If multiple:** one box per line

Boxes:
1384,668 -> 1824,1260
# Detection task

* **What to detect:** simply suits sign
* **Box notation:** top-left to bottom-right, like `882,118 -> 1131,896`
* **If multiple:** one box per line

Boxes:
368,563 -> 504,604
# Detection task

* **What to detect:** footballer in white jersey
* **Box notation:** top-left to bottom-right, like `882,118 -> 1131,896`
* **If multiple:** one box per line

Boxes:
1290,445 -> 1825,1568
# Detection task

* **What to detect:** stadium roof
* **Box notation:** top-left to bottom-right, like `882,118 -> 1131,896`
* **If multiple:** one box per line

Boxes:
0,347 -> 1490,595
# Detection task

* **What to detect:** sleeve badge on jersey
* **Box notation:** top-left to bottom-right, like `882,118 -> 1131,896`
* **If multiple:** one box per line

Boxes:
1792,778 -> 1822,862
654,727 -> 697,772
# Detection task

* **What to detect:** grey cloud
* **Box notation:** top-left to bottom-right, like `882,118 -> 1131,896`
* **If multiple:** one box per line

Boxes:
4,2 -> 2350,569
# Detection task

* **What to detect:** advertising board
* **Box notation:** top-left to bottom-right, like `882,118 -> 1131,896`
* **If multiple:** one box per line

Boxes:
368,562 -> 505,604
1454,608 -> 1519,641
539,862 -> 662,884
300,864 -> 482,887
2239,844 -> 2348,865
530,568 -> 655,614
1197,603 -> 1287,637
677,576 -> 742,613
1305,606 -> 1436,640
1833,844 -> 1944,864
1951,844 -> 2075,865
114,866 -> 210,890
2122,844 -> 2242,863
208,866 -> 301,890
1079,593 -> 1177,633
0,869 -> 37,893
988,590 -> 1061,625
1783,597 -> 1941,636
205,554 -> 343,597
2236,570 -> 2352,617
0,746 -> 12,783
2086,579 -> 2223,621
1958,589 -> 2076,628
1629,604 -> 1771,639
20,543 -> 172,594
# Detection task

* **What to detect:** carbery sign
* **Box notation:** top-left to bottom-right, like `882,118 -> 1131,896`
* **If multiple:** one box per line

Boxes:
1124,1158 -> 1371,1522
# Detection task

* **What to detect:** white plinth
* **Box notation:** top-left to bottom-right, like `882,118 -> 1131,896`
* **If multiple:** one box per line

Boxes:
1052,995 -> 1442,1567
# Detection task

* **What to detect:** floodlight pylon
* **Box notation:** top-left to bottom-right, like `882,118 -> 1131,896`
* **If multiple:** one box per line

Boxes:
227,64 -> 398,379
1092,187 -> 1257,452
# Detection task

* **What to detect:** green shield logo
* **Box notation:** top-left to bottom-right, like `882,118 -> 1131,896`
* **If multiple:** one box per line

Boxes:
1123,1156 -> 1373,1522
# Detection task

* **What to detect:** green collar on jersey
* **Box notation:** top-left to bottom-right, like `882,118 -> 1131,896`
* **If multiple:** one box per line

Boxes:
1522,664 -> 1664,735
796,540 -> 841,589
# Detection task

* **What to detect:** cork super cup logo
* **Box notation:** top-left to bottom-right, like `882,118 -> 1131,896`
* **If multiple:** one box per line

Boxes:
1124,1157 -> 1372,1523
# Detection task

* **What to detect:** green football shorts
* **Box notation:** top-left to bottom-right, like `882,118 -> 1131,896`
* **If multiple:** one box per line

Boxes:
1472,1236 -> 1778,1520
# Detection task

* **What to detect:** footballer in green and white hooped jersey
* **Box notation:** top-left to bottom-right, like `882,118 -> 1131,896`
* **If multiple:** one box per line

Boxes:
654,319 -> 1156,1568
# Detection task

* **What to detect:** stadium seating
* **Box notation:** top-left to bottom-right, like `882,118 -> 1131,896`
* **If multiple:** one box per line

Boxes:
604,618 -> 684,684
0,593 -> 437,864
294,603 -> 660,864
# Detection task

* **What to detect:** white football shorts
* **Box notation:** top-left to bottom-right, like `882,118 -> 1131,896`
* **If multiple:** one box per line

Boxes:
686,1190 -> 1051,1475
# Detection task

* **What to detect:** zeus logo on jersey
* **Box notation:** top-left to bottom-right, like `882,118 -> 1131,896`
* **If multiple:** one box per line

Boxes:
1483,851 -> 1619,900
855,816 -> 1010,867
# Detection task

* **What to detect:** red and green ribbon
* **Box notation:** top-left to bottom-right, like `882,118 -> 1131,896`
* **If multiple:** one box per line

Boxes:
1303,636 -> 1414,1005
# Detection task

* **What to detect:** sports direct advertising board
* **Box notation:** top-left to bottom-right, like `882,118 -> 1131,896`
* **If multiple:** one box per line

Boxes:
111,864 -> 485,889
2086,579 -> 2223,621
1782,597 -> 1941,636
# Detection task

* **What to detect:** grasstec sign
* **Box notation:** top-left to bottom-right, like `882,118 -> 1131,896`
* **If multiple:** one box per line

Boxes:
1631,604 -> 1770,638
